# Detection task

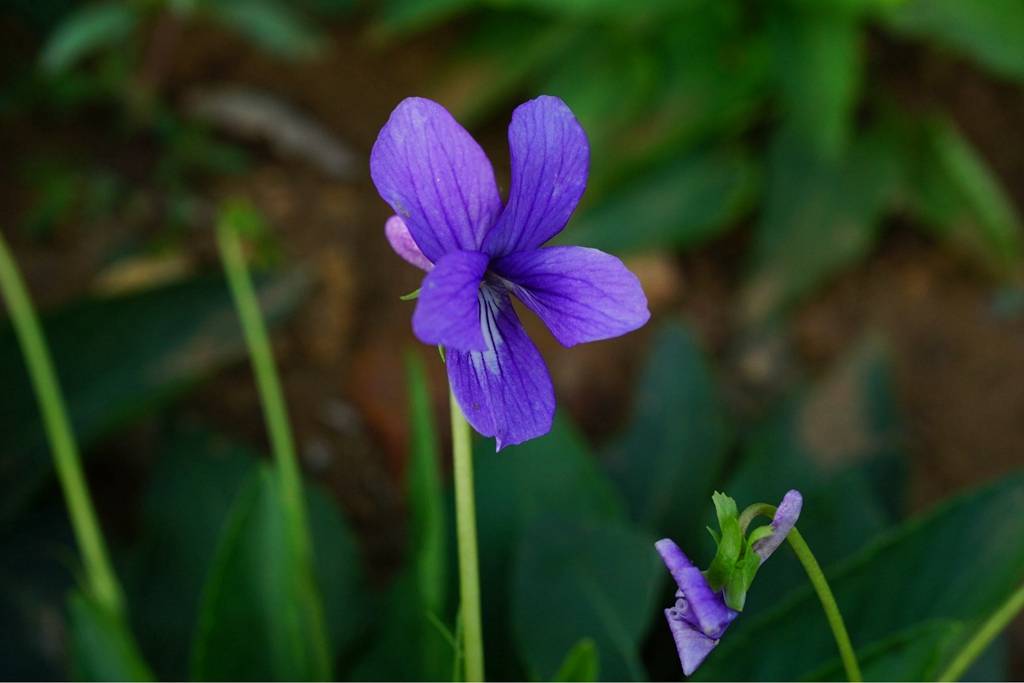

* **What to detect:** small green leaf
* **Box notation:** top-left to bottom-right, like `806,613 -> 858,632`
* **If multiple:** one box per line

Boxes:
189,466 -> 331,680
399,287 -> 421,301
554,638 -> 600,682
39,2 -> 138,74
68,592 -> 153,681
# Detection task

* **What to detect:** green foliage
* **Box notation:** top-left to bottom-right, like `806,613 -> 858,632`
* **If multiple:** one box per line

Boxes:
512,516 -> 660,681
351,354 -> 450,680
39,2 -> 138,74
741,127 -> 903,323
898,116 -> 1024,274
206,0 -> 326,60
67,592 -> 153,681
565,148 -> 758,253
882,0 -> 1024,79
553,638 -> 600,682
694,472 -> 1024,680
607,325 -> 731,536
189,464 -> 331,680
0,273 -> 307,522
604,323 -> 732,541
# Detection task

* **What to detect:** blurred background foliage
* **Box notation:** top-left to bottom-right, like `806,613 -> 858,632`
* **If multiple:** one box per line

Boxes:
1,0 -> 1023,680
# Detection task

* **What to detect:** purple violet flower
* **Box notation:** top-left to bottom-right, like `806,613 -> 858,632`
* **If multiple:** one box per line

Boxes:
371,95 -> 650,449
656,490 -> 803,676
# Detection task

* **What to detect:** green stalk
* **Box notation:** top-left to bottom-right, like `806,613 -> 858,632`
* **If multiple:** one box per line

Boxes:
0,231 -> 123,615
215,210 -> 330,675
742,503 -> 862,682
449,390 -> 484,681
935,581 -> 1024,682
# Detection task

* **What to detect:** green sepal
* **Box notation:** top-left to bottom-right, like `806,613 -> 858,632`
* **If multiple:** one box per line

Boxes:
400,287 -> 421,301
723,550 -> 761,611
705,492 -> 743,591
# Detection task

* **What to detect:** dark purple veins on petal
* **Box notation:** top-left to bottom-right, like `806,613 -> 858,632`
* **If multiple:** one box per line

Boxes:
482,96 -> 589,256
370,97 -> 501,262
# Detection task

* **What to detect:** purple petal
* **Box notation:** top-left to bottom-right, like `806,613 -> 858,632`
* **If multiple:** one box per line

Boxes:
482,96 -> 589,256
655,539 -> 738,639
371,97 -> 502,262
412,250 -> 489,351
493,246 -> 649,347
752,489 -> 803,562
665,609 -> 719,677
446,286 -> 555,449
385,215 -> 433,271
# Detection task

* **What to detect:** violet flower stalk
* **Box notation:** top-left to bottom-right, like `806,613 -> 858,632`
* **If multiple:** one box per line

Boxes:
372,95 -> 650,449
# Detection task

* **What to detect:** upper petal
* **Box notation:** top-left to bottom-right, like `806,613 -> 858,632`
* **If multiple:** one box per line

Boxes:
482,96 -> 589,256
655,539 -> 738,640
752,489 -> 803,562
412,250 -> 489,351
385,215 -> 433,271
492,246 -> 650,347
371,97 -> 502,261
446,286 -> 555,449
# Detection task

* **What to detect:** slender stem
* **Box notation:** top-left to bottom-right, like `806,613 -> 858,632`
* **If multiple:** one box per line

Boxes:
936,581 -> 1024,682
216,213 -> 308,538
215,211 -> 331,675
0,232 -> 123,615
787,528 -> 862,682
449,390 -> 484,682
741,503 -> 861,682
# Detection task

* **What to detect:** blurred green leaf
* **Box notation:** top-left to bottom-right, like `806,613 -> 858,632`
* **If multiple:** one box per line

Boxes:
741,127 -> 902,323
126,428 -> 253,678
68,591 -> 153,681
127,427 -> 363,680
566,147 -> 758,253
474,415 -> 624,679
901,116 -> 1023,275
604,322 -> 732,543
373,0 -> 475,36
695,471 -> 1024,680
207,0 -> 325,60
882,0 -> 1024,80
405,353 -> 446,616
351,354 -> 450,680
771,6 -> 862,157
189,465 -> 331,680
722,338 -> 906,614
0,273 -> 308,522
554,638 -> 600,682
433,12 -> 578,126
512,516 -> 659,681
615,5 -> 770,172
39,2 -> 138,74
541,35 -> 657,156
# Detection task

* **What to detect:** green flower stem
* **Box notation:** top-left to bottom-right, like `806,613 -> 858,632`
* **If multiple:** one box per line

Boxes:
742,503 -> 862,682
215,212 -> 331,674
449,389 -> 484,682
936,580 -> 1024,682
0,231 -> 123,615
